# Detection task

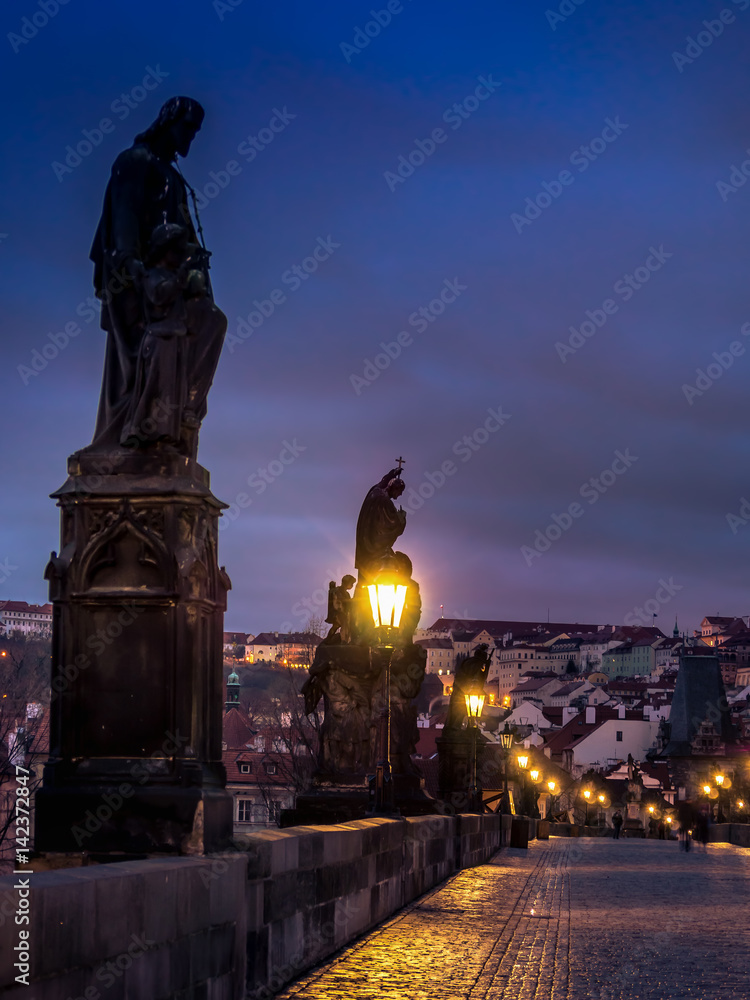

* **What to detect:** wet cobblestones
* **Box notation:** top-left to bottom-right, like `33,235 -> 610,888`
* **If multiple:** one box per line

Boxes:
276,837 -> 750,999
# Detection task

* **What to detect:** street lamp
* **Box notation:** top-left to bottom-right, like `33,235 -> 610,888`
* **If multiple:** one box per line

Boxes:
464,676 -> 486,813
598,792 -> 605,827
499,723 -> 513,814
582,788 -> 591,827
547,779 -> 557,819
367,566 -> 407,814
517,753 -> 529,816
715,773 -> 725,822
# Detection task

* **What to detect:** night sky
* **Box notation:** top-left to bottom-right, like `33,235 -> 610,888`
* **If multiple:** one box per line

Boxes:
2,0 -> 750,634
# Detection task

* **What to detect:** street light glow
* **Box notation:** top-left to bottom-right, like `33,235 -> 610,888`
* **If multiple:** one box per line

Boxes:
517,753 -> 529,769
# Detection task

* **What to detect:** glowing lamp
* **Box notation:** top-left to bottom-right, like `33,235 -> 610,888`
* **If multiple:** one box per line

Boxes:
464,688 -> 486,720
583,789 -> 591,800
739,800 -> 745,809
517,753 -> 529,769
547,780 -> 556,793
499,724 -> 514,751
367,578 -> 407,631
648,805 -> 654,813
715,773 -> 725,786
598,794 -> 605,803
703,784 -> 711,795
530,769 -> 540,782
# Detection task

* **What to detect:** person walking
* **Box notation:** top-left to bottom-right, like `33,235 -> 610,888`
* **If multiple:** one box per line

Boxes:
612,809 -> 623,840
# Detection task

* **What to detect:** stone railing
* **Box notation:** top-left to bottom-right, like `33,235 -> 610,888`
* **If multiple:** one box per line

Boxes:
0,812 -> 503,1000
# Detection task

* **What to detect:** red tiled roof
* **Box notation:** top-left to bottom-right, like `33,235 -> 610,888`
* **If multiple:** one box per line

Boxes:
222,707 -> 255,749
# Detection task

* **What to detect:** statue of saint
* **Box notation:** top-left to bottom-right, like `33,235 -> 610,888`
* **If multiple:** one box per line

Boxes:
324,575 -> 356,644
444,644 -> 491,731
354,468 -> 407,582
88,96 -> 226,457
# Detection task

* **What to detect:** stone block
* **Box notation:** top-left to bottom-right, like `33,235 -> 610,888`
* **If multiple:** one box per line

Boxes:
143,867 -> 179,945
35,871 -> 97,978
294,829 -> 325,870
264,868 -> 315,924
245,926 -> 269,991
208,971 -> 237,1000
168,934 -> 194,993
208,924 -> 237,980
245,880 -> 264,932
187,928 -> 213,983
244,841 -> 272,880
93,871 -> 147,959
124,942 -> 171,1000
322,827 -> 361,866
209,856 -> 247,926
175,863 -> 211,937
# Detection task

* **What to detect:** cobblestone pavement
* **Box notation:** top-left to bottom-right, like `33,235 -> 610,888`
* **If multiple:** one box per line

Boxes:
277,838 -> 750,1000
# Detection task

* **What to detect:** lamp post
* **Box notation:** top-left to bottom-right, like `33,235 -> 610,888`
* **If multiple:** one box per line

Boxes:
547,779 -> 557,819
714,773 -> 725,823
517,752 -> 529,815
499,723 -> 513,814
366,566 -> 408,815
598,793 -> 605,827
464,676 -> 486,813
582,788 -> 591,827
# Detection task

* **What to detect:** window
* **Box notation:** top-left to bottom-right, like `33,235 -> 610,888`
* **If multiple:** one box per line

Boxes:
268,802 -> 281,823
239,763 -> 252,774
237,798 -> 253,823
264,762 -> 277,775
616,731 -> 623,741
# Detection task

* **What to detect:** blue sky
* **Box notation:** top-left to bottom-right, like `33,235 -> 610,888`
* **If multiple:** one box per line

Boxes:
2,0 -> 750,633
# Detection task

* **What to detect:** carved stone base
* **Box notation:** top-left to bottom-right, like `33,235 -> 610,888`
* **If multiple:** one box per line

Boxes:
36,447 -> 233,855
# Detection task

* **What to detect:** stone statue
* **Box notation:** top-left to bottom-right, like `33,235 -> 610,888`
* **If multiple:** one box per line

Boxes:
444,644 -> 491,731
88,96 -> 227,457
302,645 -> 380,775
393,551 -> 421,646
324,574 -> 356,644
354,468 -> 407,583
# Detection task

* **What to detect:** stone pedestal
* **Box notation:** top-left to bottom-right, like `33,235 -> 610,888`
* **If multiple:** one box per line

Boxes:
436,729 -> 485,813
35,447 -> 233,855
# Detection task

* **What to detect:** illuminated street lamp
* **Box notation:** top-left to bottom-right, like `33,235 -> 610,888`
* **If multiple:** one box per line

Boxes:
516,753 -> 530,816
714,773 -> 726,822
598,792 -> 605,826
547,779 -> 557,819
499,723 -> 513,814
529,768 -> 540,782
464,675 -> 486,813
367,566 -> 407,814
582,788 -> 591,827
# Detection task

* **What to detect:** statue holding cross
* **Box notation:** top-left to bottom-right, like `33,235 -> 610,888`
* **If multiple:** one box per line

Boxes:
354,462 -> 407,584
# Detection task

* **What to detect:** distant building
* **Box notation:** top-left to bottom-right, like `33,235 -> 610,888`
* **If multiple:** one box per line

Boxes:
245,632 -> 322,667
0,601 -> 52,637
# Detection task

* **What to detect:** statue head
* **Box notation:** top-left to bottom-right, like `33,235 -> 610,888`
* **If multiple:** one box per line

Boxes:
393,551 -> 412,580
341,574 -> 356,590
135,96 -> 205,159
387,477 -> 404,500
